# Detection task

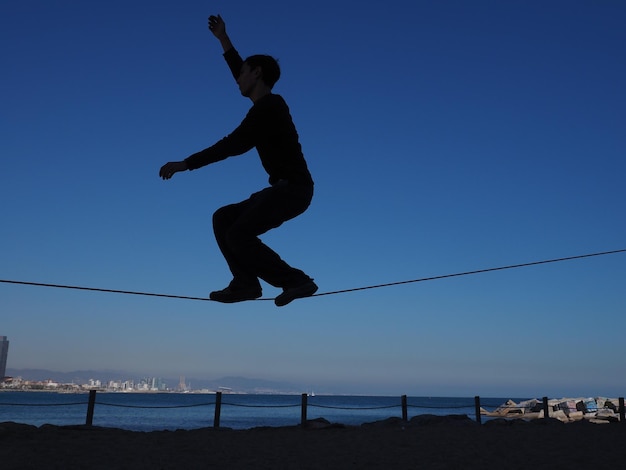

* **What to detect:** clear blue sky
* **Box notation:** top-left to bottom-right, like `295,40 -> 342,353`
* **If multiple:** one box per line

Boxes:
2,0 -> 625,397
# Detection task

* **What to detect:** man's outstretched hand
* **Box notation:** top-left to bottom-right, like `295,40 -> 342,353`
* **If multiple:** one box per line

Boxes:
208,14 -> 226,39
208,14 -> 234,53
159,161 -> 188,180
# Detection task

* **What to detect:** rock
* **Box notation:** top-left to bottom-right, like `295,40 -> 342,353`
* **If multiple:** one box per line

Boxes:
530,418 -> 565,426
361,417 -> 405,428
0,421 -> 39,438
304,418 -> 345,429
551,410 -> 569,422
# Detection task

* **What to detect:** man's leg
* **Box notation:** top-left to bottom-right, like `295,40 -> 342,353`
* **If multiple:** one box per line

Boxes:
210,201 -> 263,303
213,201 -> 262,290
220,182 -> 317,305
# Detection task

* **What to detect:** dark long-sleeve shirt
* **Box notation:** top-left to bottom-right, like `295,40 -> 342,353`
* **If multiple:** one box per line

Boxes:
185,48 -> 313,186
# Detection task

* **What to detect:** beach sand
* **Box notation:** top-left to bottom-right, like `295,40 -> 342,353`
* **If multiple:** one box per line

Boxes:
1,416 -> 624,469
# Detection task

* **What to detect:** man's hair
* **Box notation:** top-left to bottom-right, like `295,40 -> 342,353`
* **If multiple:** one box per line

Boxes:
245,55 -> 281,89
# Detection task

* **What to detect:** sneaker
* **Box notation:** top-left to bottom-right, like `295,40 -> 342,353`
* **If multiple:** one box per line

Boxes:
209,286 -> 262,303
274,280 -> 318,307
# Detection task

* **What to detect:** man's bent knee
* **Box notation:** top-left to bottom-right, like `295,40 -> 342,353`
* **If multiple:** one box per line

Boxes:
212,204 -> 237,229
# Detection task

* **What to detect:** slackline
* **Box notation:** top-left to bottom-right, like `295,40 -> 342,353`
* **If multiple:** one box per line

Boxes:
1,248 -> 624,302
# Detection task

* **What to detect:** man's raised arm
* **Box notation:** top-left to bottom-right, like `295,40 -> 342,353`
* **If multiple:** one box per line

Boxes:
208,14 -> 244,83
208,15 -> 233,53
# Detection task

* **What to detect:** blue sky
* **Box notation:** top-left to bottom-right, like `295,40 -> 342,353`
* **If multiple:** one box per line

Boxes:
2,0 -> 625,397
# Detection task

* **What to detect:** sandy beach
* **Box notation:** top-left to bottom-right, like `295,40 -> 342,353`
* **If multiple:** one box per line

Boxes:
1,416 -> 625,469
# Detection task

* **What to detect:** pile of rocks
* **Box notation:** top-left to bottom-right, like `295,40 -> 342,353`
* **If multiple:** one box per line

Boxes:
482,397 -> 622,424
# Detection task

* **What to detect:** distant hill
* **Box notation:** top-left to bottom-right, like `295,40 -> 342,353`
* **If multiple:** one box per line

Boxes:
5,368 -> 307,394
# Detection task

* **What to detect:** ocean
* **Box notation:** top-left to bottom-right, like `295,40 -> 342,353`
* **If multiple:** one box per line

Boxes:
0,392 -> 519,431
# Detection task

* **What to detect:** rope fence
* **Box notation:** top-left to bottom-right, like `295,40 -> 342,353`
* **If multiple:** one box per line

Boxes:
1,391 -> 624,429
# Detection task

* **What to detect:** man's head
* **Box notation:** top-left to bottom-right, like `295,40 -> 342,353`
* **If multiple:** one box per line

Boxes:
243,55 -> 280,89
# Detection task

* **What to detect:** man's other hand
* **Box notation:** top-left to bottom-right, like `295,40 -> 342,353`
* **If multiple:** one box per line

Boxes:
159,161 -> 188,180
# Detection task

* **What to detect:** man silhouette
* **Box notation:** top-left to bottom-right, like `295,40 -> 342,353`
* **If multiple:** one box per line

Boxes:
159,15 -> 317,306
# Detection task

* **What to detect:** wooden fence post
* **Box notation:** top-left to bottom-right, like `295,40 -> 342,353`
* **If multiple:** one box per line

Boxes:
85,390 -> 96,426
301,393 -> 308,427
542,396 -> 550,420
474,396 -> 482,425
619,397 -> 625,423
401,395 -> 408,421
213,391 -> 222,428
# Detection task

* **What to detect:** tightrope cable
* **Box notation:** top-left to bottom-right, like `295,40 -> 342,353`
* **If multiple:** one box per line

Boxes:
0,279 -> 210,302
1,248 -> 624,302
314,248 -> 626,297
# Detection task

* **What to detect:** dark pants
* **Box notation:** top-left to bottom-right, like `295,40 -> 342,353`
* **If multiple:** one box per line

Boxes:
212,180 -> 314,290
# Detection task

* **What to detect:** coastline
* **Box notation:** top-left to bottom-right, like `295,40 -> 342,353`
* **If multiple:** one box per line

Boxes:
2,392 -> 623,433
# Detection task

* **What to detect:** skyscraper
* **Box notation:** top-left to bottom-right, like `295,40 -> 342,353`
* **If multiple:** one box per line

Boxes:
0,336 -> 8,379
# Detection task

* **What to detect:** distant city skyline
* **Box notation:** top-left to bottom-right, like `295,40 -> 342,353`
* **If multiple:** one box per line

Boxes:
4,367 -> 310,395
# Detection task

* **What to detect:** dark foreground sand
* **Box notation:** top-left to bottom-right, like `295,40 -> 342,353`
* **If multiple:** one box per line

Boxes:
1,416 -> 624,469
